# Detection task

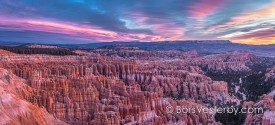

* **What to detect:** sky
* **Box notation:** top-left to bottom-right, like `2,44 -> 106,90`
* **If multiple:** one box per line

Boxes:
0,0 -> 274,44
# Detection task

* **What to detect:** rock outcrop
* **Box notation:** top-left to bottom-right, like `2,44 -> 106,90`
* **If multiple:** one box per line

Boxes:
0,68 -> 66,125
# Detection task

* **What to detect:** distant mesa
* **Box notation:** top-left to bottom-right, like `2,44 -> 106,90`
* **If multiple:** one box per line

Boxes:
99,45 -> 139,50
24,44 -> 60,49
159,40 -> 232,44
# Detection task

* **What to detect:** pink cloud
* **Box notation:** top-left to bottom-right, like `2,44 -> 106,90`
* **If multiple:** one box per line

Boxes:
188,0 -> 227,19
0,16 -> 175,42
124,12 -> 186,40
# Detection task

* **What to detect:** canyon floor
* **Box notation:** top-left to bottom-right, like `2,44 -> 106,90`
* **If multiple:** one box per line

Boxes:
0,43 -> 275,125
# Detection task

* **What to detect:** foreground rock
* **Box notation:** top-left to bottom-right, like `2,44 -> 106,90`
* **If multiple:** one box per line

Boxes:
0,68 -> 65,125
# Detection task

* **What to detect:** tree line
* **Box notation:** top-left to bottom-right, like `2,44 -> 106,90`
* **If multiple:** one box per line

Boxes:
0,46 -> 76,56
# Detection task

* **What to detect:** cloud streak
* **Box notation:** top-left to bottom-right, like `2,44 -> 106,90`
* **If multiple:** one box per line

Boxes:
207,1 -> 275,32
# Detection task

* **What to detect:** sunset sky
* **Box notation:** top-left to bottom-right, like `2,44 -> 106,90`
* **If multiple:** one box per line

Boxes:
0,0 -> 274,44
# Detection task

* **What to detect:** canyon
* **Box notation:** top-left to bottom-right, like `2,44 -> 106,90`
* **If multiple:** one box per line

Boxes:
0,44 -> 275,125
